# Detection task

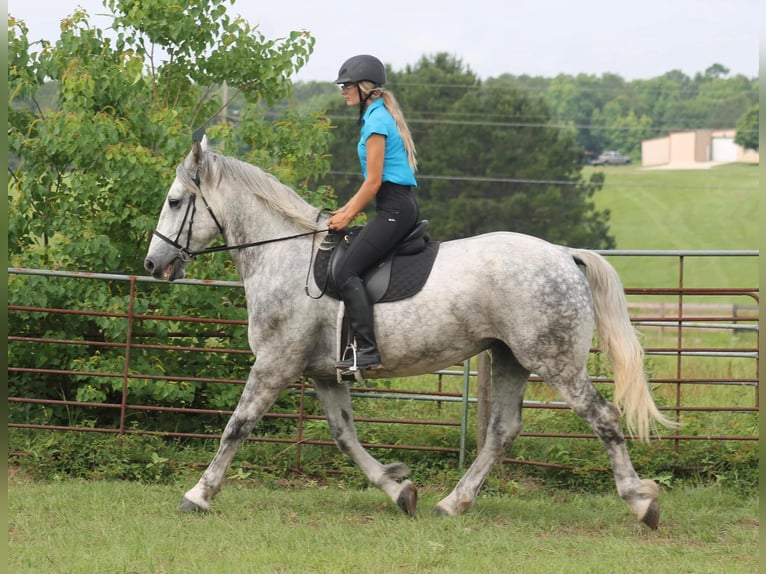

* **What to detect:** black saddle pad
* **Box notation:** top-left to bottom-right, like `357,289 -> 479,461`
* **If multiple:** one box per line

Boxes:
313,240 -> 440,303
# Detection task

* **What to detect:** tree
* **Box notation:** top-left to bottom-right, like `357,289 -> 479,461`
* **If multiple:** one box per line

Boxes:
592,104 -> 654,158
491,67 -> 757,158
9,1 -> 332,275
321,54 -> 613,247
421,76 -> 612,246
735,104 -> 759,152
545,73 -> 625,153
8,0 -> 334,425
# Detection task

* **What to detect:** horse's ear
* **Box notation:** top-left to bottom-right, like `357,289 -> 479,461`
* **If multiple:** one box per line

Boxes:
191,127 -> 207,163
192,136 -> 207,165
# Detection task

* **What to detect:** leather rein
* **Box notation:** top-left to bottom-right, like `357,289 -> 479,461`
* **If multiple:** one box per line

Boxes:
150,176 -> 330,296
151,197 -> 326,262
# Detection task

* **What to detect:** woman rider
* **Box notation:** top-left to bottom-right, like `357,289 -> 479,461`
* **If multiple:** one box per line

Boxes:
327,54 -> 420,371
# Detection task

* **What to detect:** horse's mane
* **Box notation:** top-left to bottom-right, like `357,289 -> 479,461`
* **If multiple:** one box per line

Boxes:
189,150 -> 323,232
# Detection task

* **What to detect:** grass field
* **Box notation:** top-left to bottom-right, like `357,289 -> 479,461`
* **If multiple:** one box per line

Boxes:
8,473 -> 758,574
585,163 -> 759,290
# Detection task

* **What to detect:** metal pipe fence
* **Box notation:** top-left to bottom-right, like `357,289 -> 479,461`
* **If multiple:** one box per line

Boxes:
7,250 -> 759,473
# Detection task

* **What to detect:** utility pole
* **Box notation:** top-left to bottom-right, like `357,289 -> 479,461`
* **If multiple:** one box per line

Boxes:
219,81 -> 228,151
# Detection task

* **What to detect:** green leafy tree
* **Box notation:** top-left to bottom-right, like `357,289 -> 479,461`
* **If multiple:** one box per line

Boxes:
8,0 -> 334,427
9,1 -> 328,273
321,54 -> 612,246
546,73 -> 626,153
420,77 -> 612,246
734,104 -> 759,151
592,103 -> 654,158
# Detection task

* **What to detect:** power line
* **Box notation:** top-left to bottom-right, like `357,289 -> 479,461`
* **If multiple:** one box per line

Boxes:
291,98 -> 756,128
326,115 -> 757,134
325,171 -> 754,191
390,79 -> 758,97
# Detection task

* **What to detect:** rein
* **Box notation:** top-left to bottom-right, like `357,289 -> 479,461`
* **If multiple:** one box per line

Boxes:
206,229 -> 330,254
151,185 -> 329,263
153,227 -> 328,260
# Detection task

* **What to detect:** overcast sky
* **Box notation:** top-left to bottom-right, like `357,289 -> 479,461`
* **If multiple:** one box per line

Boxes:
8,0 -> 761,82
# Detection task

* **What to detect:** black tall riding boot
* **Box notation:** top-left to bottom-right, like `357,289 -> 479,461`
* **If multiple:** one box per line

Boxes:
335,277 -> 382,370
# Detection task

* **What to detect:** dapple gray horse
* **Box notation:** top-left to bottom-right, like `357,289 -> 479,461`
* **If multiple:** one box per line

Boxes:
144,138 -> 675,529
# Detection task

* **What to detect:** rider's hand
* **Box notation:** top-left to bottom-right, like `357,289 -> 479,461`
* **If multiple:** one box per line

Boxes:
328,207 -> 354,231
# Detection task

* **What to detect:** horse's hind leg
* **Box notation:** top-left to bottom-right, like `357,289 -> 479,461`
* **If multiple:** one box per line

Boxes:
547,369 -> 660,529
434,345 -> 528,516
312,378 -> 418,516
180,361 -> 294,512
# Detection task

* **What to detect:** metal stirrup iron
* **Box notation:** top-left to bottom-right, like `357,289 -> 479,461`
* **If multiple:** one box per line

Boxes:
340,340 -> 360,371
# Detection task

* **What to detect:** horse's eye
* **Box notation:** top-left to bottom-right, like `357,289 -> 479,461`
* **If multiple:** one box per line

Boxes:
168,198 -> 181,209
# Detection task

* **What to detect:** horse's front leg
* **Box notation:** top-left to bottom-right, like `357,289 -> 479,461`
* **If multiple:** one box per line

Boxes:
180,361 -> 295,512
312,378 -> 418,516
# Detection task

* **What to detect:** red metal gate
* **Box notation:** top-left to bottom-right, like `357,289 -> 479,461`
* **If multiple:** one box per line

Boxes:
8,251 -> 759,473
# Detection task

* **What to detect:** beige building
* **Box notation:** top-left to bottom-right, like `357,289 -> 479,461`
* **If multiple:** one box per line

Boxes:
641,129 -> 759,167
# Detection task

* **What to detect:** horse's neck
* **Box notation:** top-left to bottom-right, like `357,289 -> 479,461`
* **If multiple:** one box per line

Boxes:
220,179 -> 312,239
219,190 -> 316,285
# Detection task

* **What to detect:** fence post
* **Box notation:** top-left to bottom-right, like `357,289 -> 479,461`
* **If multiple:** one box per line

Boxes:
458,359 -> 471,470
118,276 -> 137,443
476,352 -> 491,451
295,378 -> 306,472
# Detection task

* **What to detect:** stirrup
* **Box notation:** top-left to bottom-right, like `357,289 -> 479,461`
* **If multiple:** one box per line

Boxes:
335,343 -> 382,372
335,342 -> 360,371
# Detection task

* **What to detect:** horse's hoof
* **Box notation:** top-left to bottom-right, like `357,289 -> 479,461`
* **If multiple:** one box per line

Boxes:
179,497 -> 207,513
432,506 -> 450,517
396,480 -> 418,517
640,498 -> 660,530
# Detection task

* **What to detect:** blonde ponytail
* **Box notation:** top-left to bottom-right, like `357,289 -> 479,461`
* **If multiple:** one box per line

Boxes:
359,82 -> 418,172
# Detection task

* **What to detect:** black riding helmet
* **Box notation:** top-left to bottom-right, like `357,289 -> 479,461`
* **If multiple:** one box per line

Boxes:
336,55 -> 387,123
334,54 -> 387,86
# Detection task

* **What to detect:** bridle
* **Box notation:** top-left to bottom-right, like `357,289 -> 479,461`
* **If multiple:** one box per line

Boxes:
151,172 -> 328,262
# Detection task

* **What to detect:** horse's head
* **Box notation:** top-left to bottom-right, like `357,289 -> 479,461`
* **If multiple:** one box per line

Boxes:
144,136 -> 224,281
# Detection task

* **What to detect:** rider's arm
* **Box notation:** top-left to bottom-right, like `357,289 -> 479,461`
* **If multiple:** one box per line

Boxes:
328,134 -> 385,230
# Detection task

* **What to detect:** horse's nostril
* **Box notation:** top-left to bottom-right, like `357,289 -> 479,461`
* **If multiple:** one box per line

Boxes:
144,258 -> 155,272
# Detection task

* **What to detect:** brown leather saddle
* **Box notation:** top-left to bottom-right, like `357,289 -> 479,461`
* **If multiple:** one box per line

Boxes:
313,220 -> 440,303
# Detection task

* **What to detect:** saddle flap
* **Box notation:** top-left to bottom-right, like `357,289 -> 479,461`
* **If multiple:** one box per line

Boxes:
363,258 -> 393,303
313,221 -> 439,304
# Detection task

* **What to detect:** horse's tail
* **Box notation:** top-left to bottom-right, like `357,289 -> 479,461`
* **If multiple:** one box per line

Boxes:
573,249 -> 678,442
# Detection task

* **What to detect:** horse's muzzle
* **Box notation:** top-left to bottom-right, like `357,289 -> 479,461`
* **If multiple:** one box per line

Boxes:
144,256 -> 186,281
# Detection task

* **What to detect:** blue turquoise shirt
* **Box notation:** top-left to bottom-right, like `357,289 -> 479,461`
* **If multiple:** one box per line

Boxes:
358,98 -> 417,187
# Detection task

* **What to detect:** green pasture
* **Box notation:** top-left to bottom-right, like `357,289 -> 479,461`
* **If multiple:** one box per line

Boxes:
583,163 -> 759,435
8,475 -> 758,574
586,163 -> 759,291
